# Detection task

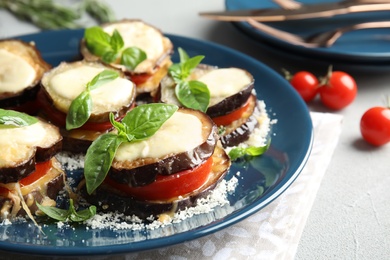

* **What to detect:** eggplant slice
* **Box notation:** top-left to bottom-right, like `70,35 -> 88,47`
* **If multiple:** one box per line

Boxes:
109,108 -> 219,187
80,145 -> 230,219
0,119 -> 62,183
0,40 -> 51,111
158,66 -> 254,118
80,19 -> 174,95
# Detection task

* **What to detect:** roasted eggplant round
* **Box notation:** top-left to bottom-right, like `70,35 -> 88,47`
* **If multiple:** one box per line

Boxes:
80,19 -> 174,95
109,107 -> 219,187
0,40 -> 51,113
80,145 -> 230,219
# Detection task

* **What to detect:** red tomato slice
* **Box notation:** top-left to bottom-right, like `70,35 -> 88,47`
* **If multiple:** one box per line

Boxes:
20,160 -> 52,187
0,186 -> 9,197
130,72 -> 153,86
37,90 -> 125,132
104,157 -> 213,201
212,99 -> 251,126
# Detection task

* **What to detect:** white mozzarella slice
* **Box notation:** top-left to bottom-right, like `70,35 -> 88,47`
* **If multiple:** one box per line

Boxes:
43,63 -> 135,114
103,21 -> 168,73
0,49 -> 36,93
197,68 -> 252,106
115,111 -> 203,162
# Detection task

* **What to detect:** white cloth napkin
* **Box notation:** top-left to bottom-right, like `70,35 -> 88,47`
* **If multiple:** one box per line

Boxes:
120,112 -> 343,260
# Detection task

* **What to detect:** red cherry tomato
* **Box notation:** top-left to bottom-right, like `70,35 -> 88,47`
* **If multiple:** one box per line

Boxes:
360,106 -> 390,146
287,71 -> 319,102
319,70 -> 357,110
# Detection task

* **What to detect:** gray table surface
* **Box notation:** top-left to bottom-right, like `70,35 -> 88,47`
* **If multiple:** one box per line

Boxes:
1,1 -> 390,259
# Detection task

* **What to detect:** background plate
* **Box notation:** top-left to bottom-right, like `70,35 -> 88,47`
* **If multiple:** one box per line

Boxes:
0,29 -> 313,256
226,0 -> 390,64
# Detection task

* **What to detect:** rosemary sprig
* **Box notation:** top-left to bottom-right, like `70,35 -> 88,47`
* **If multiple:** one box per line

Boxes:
0,0 -> 115,30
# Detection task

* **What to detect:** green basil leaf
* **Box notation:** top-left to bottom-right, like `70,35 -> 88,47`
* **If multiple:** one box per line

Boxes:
84,26 -> 112,56
110,29 -> 124,52
87,70 -> 119,91
175,80 -> 210,112
66,91 -> 92,130
181,55 -> 204,79
228,143 -> 270,161
121,103 -> 178,140
109,113 -> 134,142
168,63 -> 182,82
0,109 -> 38,128
178,47 -> 190,63
68,199 -> 96,222
101,50 -> 119,64
84,133 -> 125,194
36,202 -> 69,221
120,47 -> 147,70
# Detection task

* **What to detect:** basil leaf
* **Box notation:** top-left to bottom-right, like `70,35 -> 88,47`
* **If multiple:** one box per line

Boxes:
84,133 -> 125,194
68,199 -> 96,222
110,29 -> 124,52
0,109 -> 38,128
178,47 -> 190,63
101,50 -> 119,64
229,144 -> 270,161
84,26 -> 112,56
175,80 -> 210,112
181,55 -> 204,79
168,63 -> 182,82
66,91 -> 92,130
36,202 -> 69,221
121,103 -> 178,140
120,47 -> 147,70
87,70 -> 119,91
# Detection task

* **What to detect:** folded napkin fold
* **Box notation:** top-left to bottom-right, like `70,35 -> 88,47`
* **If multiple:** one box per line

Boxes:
122,112 -> 343,260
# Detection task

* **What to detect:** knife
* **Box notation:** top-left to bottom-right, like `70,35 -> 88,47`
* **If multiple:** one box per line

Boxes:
199,0 -> 390,22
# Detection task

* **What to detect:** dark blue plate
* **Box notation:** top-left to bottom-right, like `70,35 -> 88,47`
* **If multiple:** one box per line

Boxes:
0,29 -> 312,256
226,0 -> 390,64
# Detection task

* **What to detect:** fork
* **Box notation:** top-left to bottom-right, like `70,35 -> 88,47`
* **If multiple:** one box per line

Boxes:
246,19 -> 390,47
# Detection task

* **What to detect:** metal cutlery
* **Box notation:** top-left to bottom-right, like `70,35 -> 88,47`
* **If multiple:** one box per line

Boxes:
246,19 -> 390,47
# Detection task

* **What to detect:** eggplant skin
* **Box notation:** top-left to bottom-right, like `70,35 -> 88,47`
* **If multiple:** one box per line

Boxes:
219,94 -> 261,148
0,157 -> 35,184
80,146 -> 231,219
108,108 -> 219,187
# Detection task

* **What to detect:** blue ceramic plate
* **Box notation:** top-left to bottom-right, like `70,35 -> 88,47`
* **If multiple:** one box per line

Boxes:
226,0 -> 390,64
0,29 -> 312,256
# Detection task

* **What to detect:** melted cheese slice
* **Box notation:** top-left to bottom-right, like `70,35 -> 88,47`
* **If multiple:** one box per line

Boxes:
0,49 -> 36,93
197,68 -> 252,106
0,121 -> 59,167
115,111 -> 203,162
103,21 -> 168,74
46,64 -> 134,114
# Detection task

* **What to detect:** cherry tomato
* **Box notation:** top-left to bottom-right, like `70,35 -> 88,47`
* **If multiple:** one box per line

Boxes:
360,106 -> 390,146
104,157 -> 213,201
319,70 -> 357,110
287,71 -> 319,102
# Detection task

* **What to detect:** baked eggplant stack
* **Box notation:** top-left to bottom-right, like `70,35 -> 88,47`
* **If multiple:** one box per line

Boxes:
158,63 -> 270,149
0,39 -> 51,114
38,60 -> 136,153
80,19 -> 174,99
79,103 -> 231,219
0,109 -> 65,220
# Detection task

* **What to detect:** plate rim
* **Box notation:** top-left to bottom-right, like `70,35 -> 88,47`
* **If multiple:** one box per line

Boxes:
0,28 -> 313,256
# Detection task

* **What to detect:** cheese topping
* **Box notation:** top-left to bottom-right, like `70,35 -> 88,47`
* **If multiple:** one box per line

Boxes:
0,121 -> 60,167
197,68 -> 253,106
115,111 -> 203,162
103,21 -> 167,73
46,64 -> 134,113
0,49 -> 36,93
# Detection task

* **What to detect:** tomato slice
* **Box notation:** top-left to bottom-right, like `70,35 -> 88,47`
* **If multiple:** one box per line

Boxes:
104,157 -> 213,201
20,160 -> 52,187
37,90 -> 126,132
212,99 -> 251,126
130,72 -> 153,86
0,186 -> 10,197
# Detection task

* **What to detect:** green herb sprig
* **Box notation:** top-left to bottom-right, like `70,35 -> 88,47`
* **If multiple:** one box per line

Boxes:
228,142 -> 270,161
0,108 -> 38,128
84,26 -> 147,70
66,69 -> 119,130
0,0 -> 115,30
168,48 -> 210,113
84,103 -> 178,194
36,199 -> 96,222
